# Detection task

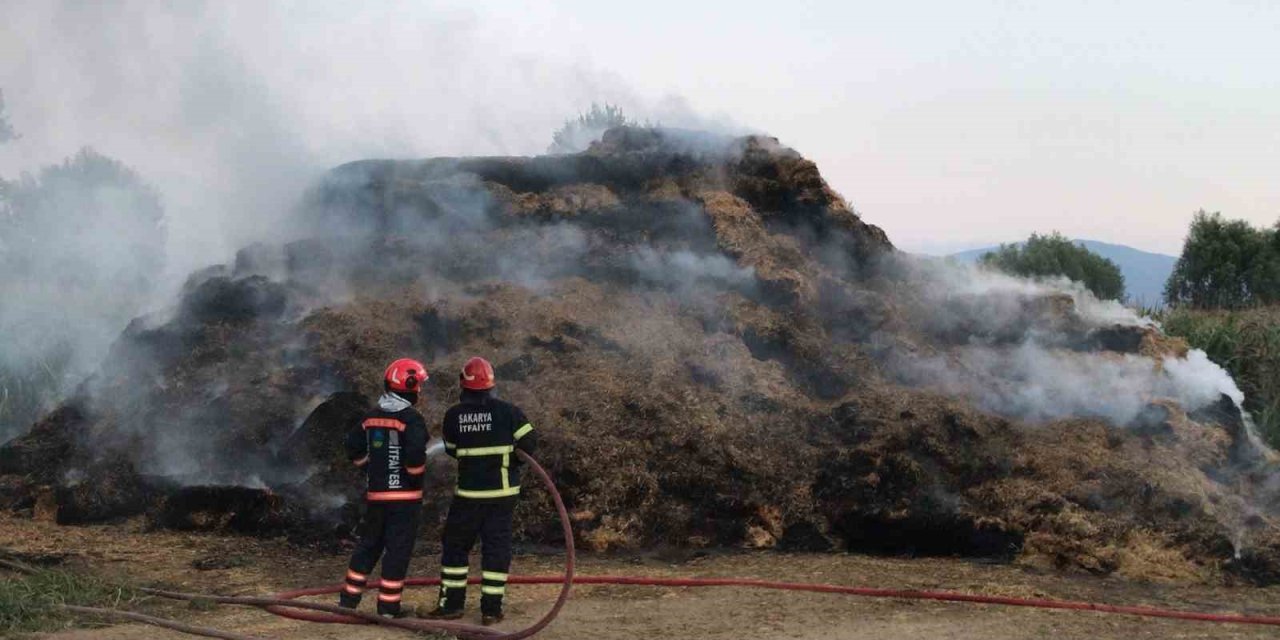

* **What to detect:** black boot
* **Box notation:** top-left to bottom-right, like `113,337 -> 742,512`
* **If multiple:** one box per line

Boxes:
420,605 -> 465,620
377,601 -> 406,618
338,592 -> 361,610
420,585 -> 465,619
481,591 -> 505,626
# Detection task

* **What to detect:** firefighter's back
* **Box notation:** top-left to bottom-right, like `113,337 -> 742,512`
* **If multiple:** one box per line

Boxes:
360,404 -> 429,502
444,394 -> 530,500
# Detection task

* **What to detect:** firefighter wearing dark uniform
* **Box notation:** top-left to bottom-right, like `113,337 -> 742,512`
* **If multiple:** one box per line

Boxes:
338,358 -> 430,618
423,356 -> 536,626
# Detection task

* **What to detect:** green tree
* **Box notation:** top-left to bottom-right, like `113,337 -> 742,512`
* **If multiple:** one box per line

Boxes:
0,89 -> 16,143
548,103 -> 635,154
1,148 -> 165,283
980,232 -> 1126,301
1164,210 -> 1280,309
0,148 -> 165,439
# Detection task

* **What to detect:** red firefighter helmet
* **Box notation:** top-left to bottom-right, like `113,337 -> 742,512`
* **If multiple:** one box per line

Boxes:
384,358 -> 428,393
460,356 -> 495,391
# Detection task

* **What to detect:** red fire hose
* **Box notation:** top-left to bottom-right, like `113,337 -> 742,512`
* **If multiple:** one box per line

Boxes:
266,451 -> 572,640
262,453 -> 1280,635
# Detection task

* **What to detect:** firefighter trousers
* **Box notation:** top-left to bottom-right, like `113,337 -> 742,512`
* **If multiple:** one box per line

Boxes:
341,501 -> 423,615
437,497 -> 515,615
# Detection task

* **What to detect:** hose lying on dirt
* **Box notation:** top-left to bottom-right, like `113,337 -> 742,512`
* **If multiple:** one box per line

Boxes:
263,451 -> 1280,630
15,451 -> 1280,638
0,558 -> 268,640
143,450 -> 574,640
1,452 -> 573,640
60,605 -> 268,640
270,573 -> 1280,628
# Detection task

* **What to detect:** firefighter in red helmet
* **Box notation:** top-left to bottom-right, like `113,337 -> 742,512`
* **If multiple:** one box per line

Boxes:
338,358 -> 430,618
422,356 -> 537,625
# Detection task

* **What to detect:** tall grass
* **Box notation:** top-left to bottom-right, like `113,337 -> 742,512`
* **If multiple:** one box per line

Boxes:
1157,306 -> 1280,447
0,566 -> 138,633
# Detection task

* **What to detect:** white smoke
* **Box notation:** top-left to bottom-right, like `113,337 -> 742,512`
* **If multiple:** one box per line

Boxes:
0,1 -> 729,282
628,247 -> 758,291
0,0 -> 728,443
881,255 -> 1248,427
894,342 -> 1243,425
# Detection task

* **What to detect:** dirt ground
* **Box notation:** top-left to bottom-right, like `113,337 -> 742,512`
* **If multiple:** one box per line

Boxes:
4,514 -> 1280,640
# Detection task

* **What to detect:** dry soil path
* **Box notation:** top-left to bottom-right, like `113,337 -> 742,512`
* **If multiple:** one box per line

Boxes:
4,515 -> 1279,640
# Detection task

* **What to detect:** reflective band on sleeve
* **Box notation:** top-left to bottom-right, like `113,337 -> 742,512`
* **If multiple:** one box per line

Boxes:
481,585 -> 506,596
514,423 -> 534,440
343,584 -> 363,595
366,490 -> 424,502
363,418 -> 406,431
455,486 -> 521,499
379,579 -> 404,590
377,592 -> 402,603
441,566 -> 469,576
482,571 -> 508,582
445,442 -> 457,449
405,464 -> 426,475
441,579 -> 468,589
346,569 -> 367,582
456,445 -> 515,457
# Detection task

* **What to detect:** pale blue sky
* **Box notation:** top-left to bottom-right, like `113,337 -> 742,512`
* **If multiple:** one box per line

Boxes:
2,1 -> 1276,263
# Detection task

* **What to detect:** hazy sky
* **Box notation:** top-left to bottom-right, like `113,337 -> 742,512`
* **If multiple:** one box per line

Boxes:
1,0 -> 1276,265
503,0 -> 1280,255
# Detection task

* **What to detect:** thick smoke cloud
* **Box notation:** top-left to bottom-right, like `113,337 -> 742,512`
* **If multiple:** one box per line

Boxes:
892,343 -> 1240,425
0,0 -> 726,443
45,142 -> 766,489
0,150 -> 166,440
875,254 -> 1247,427
0,1 -> 735,281
295,159 -> 756,304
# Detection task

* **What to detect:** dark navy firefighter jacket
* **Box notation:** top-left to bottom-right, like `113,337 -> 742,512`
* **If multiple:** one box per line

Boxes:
442,389 -> 537,500
346,393 -> 429,502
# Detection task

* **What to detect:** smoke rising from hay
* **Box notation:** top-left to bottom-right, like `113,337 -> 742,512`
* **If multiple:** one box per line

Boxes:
875,254 -> 1255,432
890,342 -> 1242,425
5,3 -> 1279,574
0,0 -> 724,444
0,1 -> 737,278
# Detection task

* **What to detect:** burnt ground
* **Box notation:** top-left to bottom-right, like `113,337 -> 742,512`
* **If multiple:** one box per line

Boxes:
6,514 -> 1280,640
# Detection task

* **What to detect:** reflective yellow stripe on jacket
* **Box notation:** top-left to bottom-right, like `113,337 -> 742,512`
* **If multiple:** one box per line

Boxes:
453,431 -> 530,498
456,486 -> 522,499
455,445 -> 514,457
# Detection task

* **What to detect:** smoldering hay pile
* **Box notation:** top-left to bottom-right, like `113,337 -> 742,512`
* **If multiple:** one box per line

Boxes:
3,126 -> 1280,583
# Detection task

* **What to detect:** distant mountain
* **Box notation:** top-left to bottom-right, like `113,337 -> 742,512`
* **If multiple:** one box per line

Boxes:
949,240 -> 1177,307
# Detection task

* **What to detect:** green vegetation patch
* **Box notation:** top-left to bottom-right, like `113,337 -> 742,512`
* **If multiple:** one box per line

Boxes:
0,567 -> 138,634
1159,306 -> 1280,446
980,232 -> 1126,301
